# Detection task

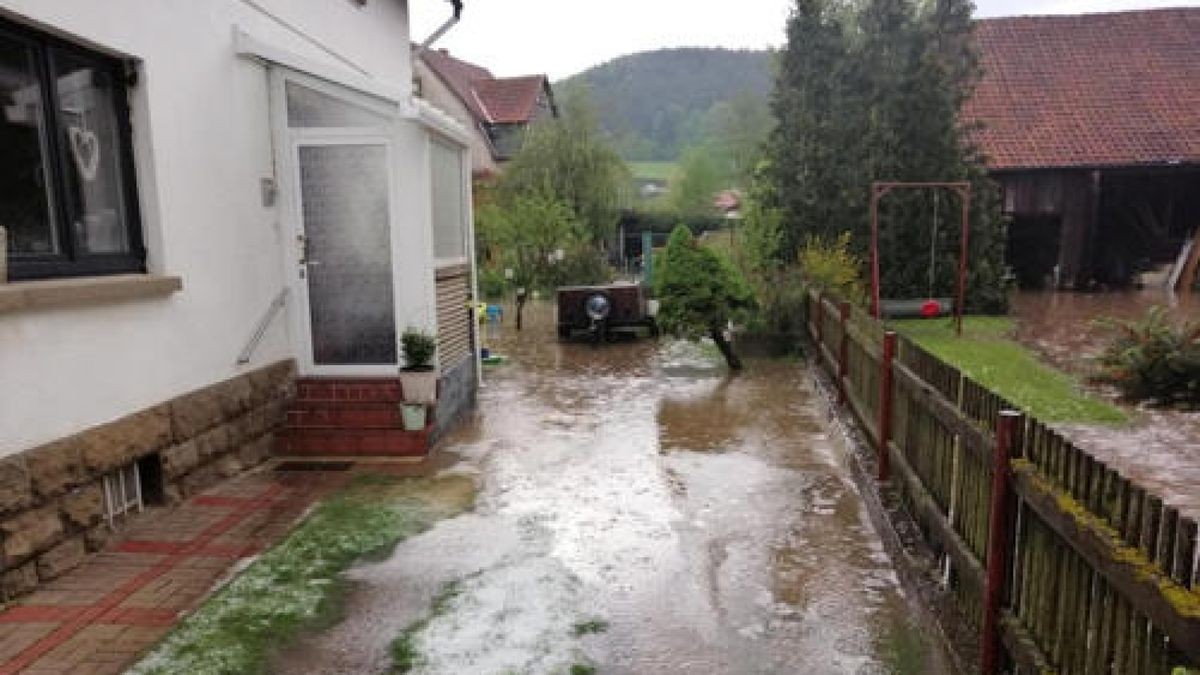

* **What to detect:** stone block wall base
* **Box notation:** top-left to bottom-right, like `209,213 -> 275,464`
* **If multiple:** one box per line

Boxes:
0,359 -> 296,602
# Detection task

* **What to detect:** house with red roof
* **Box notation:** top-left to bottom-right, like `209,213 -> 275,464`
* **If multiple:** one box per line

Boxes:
415,48 -> 557,177
963,8 -> 1200,290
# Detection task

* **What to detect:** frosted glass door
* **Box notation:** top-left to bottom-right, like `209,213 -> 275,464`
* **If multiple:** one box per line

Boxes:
297,143 -> 397,366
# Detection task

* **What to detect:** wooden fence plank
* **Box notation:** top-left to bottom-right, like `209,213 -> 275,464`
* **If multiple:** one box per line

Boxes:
893,362 -> 993,464
808,290 -> 1198,672
1010,461 -> 1200,663
888,439 -> 986,595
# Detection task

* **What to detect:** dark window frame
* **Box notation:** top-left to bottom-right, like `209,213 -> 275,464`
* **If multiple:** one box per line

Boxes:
1,16 -> 144,281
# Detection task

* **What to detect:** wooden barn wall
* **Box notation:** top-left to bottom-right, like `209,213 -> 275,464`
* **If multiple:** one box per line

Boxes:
436,264 -> 474,371
998,170 -> 1097,287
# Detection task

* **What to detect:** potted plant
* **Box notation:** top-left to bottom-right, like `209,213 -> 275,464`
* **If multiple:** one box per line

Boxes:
399,327 -> 438,405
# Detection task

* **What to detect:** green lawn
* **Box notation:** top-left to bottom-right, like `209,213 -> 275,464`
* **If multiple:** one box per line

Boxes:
131,474 -> 475,675
628,160 -> 679,183
892,317 -> 1128,425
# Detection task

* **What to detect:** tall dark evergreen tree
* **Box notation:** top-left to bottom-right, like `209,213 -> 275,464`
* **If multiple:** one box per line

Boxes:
764,0 -> 854,259
763,0 -> 1010,311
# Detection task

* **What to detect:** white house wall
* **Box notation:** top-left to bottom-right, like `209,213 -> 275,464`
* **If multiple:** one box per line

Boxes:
0,0 -> 428,454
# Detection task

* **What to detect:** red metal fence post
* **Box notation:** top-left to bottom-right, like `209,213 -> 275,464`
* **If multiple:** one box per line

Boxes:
981,409 -> 1023,674
837,301 -> 850,406
878,331 -> 897,481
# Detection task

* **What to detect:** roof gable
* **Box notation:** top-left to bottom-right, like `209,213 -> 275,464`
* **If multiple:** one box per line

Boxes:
420,48 -> 494,121
473,76 -> 550,125
963,8 -> 1200,170
419,50 -> 551,126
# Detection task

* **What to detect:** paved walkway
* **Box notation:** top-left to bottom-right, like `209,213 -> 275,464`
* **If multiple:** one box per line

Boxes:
0,460 -> 417,674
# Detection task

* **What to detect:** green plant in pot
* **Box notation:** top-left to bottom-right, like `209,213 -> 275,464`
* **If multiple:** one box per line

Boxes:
399,328 -> 438,430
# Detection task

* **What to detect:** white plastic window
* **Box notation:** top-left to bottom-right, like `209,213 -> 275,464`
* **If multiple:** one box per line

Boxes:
431,138 -> 467,262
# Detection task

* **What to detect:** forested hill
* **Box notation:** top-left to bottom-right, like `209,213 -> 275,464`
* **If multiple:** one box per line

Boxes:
558,48 -> 774,161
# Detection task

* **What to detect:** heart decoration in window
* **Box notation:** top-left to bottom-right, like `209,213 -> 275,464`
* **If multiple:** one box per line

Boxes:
68,126 -> 101,182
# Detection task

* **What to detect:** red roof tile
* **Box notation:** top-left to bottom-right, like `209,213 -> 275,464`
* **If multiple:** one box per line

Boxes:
963,8 -> 1200,171
419,50 -> 550,125
473,76 -> 549,124
420,49 -> 494,121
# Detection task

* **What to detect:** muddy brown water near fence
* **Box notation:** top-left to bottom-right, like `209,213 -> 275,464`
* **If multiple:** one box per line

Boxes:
1011,290 -> 1200,521
271,303 -> 950,675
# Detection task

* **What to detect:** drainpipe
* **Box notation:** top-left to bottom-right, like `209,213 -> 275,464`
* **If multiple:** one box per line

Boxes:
414,0 -> 464,56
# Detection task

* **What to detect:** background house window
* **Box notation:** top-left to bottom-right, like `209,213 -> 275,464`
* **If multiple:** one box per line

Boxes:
0,18 -> 143,280
431,138 -> 467,262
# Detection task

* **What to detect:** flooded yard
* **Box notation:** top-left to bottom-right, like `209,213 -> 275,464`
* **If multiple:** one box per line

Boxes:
272,304 -> 946,674
1011,290 -> 1200,519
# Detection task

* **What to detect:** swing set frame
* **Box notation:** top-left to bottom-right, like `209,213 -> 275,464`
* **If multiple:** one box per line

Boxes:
870,181 -> 972,336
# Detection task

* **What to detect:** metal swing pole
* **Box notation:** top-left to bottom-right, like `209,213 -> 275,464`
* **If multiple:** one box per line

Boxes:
871,181 -> 970,330
956,188 -> 971,337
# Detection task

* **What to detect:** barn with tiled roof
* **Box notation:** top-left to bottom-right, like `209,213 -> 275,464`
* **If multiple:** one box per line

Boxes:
963,8 -> 1200,289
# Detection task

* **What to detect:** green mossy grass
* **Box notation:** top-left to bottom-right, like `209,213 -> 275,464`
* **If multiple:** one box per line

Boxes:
893,317 -> 1127,425
132,473 -> 474,675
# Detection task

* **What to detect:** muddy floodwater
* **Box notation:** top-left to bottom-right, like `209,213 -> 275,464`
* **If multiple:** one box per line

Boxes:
1011,290 -> 1200,520
1011,289 -> 1200,376
274,303 -> 947,675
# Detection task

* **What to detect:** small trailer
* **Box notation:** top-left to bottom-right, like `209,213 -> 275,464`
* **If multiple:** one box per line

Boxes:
556,283 -> 657,341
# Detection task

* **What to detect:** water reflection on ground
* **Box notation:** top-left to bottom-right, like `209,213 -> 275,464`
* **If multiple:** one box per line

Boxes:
1011,290 -> 1200,519
273,303 -> 946,675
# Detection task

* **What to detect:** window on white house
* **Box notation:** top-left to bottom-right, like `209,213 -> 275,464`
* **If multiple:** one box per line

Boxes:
285,80 -> 389,129
0,17 -> 143,280
430,138 -> 467,262
102,462 -> 143,527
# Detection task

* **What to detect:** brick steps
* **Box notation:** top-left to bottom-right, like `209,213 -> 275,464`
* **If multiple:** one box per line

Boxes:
274,427 -> 431,457
285,401 -> 408,429
294,378 -> 404,403
275,377 -> 432,458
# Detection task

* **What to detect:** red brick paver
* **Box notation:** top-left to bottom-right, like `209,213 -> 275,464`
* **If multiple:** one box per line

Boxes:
0,464 -> 360,675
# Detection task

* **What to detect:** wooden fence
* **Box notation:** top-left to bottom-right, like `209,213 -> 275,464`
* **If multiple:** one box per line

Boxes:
807,290 -> 1200,674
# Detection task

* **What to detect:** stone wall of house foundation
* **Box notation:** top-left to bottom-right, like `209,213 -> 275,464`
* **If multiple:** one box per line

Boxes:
0,359 -> 295,602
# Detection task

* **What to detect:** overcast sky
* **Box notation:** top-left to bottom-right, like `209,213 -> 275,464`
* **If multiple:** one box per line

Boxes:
410,0 -> 1198,80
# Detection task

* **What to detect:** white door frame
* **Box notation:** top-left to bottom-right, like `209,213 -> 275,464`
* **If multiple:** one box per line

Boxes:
269,68 -> 405,377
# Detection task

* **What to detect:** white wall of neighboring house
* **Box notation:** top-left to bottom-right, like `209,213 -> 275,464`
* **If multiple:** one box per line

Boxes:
414,59 -> 498,176
0,0 -> 447,453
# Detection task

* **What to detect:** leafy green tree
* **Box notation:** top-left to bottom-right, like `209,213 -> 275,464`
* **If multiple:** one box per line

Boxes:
476,195 -> 583,291
655,226 -> 755,369
670,148 -> 722,217
496,86 -> 630,245
701,91 -> 774,185
476,194 -> 606,327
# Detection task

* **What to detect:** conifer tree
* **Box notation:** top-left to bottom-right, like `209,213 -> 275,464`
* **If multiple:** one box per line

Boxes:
763,0 -> 1010,311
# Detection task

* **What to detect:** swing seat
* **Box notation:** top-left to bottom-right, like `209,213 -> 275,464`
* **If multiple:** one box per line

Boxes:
880,297 -> 954,319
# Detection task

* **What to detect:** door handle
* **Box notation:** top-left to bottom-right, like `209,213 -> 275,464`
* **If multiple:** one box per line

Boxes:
297,234 -> 312,266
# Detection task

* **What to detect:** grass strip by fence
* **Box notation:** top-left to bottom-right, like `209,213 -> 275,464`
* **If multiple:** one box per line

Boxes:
131,474 -> 475,675
893,317 -> 1127,424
